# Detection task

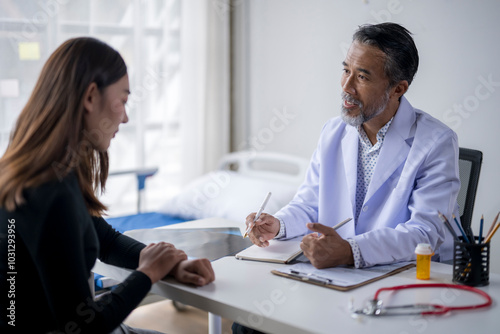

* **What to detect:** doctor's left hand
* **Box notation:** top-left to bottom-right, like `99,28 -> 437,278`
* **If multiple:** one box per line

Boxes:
300,223 -> 354,269
171,258 -> 215,286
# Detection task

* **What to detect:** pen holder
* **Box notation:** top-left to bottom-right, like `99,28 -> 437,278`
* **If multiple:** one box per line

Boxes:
453,236 -> 490,287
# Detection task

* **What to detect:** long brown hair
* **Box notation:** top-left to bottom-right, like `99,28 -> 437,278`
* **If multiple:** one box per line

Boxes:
0,37 -> 127,216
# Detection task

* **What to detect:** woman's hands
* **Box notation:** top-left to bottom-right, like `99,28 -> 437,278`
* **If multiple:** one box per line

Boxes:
171,258 -> 215,286
137,242 -> 187,284
137,242 -> 215,286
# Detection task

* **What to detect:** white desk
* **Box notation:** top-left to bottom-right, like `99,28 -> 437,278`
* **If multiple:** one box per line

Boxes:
94,219 -> 500,334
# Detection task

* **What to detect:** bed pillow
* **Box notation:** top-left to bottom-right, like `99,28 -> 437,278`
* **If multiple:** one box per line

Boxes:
157,171 -> 299,223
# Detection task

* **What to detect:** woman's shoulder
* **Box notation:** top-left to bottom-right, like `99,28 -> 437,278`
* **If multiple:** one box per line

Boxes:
29,172 -> 81,203
1,172 -> 88,240
15,172 -> 86,223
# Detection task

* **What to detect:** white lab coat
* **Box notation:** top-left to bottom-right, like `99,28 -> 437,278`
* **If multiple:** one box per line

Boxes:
275,96 -> 460,266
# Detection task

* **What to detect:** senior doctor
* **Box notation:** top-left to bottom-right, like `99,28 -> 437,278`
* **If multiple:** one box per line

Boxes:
245,22 -> 461,269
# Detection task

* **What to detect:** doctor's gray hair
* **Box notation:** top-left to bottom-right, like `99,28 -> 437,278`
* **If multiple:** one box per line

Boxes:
353,22 -> 419,87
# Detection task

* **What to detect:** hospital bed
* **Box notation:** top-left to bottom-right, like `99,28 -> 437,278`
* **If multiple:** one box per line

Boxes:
106,150 -> 309,234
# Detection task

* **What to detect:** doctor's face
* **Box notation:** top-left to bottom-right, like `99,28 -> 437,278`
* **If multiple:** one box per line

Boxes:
340,42 -> 391,127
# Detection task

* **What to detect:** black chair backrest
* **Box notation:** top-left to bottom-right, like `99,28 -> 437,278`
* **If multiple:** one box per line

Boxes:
458,147 -> 483,233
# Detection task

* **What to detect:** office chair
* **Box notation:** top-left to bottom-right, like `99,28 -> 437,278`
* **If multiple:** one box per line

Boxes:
457,147 -> 483,237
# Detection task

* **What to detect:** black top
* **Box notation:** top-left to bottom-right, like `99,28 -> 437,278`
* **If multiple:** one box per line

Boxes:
0,173 -> 151,333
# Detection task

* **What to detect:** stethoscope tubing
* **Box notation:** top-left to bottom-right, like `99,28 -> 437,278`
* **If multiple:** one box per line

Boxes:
373,283 -> 492,315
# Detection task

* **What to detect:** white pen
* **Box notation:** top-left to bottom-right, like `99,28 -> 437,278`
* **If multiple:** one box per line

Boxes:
331,217 -> 353,230
314,217 -> 353,237
243,192 -> 272,238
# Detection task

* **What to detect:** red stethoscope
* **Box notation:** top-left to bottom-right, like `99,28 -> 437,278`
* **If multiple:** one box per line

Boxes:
351,283 -> 492,316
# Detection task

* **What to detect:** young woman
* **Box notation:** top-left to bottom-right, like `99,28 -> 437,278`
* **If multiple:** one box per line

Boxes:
0,37 -> 215,333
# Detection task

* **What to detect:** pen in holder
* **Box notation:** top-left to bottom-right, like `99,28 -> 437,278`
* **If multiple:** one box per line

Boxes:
453,236 -> 490,287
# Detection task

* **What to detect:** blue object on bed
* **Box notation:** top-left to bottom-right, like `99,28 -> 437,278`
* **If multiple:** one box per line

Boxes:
106,212 -> 188,233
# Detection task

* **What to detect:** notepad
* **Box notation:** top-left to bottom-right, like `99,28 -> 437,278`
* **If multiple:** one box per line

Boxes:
235,238 -> 303,263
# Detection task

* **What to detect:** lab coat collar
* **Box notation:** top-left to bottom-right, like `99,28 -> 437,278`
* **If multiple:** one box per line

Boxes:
387,96 -> 416,141
341,122 -> 359,217
364,96 -> 416,202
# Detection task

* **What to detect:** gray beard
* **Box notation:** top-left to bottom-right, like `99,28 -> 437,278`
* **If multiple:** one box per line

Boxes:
340,91 -> 390,127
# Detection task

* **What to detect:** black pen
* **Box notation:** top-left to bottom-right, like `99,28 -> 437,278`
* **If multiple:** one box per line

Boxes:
438,211 -> 459,241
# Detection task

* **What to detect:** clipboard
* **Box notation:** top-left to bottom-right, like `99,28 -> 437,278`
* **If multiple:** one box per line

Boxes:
271,263 -> 415,291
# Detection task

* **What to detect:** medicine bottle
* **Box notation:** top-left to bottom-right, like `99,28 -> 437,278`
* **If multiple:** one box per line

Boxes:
415,243 -> 433,280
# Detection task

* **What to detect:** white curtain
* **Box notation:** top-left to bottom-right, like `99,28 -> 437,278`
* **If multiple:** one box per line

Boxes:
180,0 -> 230,185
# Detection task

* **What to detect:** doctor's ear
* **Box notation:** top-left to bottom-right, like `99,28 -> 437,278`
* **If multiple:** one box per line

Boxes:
82,82 -> 100,113
391,80 -> 409,100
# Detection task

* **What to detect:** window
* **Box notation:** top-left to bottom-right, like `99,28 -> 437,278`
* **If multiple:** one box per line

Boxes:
0,0 -> 183,216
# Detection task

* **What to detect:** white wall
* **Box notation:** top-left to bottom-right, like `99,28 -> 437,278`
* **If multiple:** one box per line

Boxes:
233,0 -> 500,273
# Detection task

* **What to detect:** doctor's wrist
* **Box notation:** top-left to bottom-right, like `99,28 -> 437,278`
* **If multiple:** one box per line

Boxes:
342,239 -> 355,266
347,238 -> 366,268
275,217 -> 286,239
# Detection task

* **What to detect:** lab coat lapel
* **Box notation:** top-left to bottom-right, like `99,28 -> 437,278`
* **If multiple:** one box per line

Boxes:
341,125 -> 359,216
364,97 -> 415,202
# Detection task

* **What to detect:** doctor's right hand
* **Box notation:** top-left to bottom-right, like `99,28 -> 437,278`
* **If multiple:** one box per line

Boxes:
246,212 -> 280,247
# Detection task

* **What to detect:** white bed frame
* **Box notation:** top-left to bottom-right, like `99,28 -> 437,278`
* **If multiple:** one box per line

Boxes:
217,150 -> 309,186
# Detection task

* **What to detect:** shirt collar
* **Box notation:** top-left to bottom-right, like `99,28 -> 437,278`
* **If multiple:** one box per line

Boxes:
357,117 -> 394,152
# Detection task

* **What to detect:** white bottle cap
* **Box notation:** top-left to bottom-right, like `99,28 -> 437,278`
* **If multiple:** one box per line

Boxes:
415,243 -> 433,255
